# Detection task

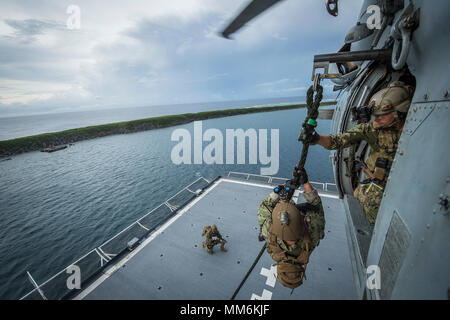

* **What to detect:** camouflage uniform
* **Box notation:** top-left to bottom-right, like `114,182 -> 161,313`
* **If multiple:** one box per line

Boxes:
326,122 -> 401,224
257,188 -> 325,256
202,225 -> 227,254
323,82 -> 413,224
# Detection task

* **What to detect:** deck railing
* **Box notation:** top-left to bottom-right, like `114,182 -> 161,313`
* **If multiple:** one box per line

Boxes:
20,171 -> 336,300
226,171 -> 337,192
20,176 -> 212,300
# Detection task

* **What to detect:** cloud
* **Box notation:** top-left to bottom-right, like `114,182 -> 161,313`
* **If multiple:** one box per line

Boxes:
277,87 -> 308,93
256,78 -> 291,87
0,0 -> 362,117
0,78 -> 73,104
4,18 -> 65,37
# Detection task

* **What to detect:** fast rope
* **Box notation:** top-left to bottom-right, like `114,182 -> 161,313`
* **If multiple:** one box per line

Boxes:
230,243 -> 267,300
292,82 -> 323,188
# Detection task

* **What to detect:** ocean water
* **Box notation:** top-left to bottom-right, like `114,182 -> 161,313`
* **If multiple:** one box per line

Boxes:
0,107 -> 333,299
0,96 -> 311,141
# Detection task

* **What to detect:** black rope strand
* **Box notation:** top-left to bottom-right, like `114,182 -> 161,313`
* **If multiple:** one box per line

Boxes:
230,243 -> 267,300
293,84 -> 323,187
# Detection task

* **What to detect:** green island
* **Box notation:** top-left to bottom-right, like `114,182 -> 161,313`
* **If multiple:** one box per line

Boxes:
0,101 -> 336,157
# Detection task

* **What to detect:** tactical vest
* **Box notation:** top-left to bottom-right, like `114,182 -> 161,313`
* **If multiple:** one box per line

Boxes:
211,230 -> 221,240
366,127 -> 401,185
267,226 -> 312,288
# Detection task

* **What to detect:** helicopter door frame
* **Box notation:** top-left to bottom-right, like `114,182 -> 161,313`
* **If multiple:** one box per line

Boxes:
335,63 -> 388,196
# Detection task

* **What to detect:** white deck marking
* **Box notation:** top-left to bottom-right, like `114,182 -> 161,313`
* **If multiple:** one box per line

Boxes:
260,265 -> 277,288
251,289 -> 273,300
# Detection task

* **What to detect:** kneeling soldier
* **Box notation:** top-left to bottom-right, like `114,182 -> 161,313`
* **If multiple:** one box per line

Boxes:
202,224 -> 227,254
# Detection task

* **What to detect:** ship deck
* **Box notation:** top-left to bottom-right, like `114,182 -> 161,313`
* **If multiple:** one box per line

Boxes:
75,174 -> 357,300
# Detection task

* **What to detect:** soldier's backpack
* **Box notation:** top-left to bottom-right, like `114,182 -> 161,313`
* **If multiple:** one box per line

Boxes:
266,230 -> 312,289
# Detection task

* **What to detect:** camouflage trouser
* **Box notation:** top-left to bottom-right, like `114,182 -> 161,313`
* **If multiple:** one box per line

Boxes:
202,239 -> 227,254
355,182 -> 384,225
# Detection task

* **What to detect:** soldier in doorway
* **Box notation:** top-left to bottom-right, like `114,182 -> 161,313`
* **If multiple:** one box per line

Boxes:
300,81 -> 414,225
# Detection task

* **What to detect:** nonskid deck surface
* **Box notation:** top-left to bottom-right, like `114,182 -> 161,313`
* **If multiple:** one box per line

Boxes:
79,177 -> 356,300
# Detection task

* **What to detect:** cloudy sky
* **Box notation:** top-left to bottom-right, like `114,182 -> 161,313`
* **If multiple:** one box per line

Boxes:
0,0 -> 362,117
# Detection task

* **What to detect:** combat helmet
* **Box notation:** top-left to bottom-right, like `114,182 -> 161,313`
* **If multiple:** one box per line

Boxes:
370,81 -> 413,116
271,201 -> 306,241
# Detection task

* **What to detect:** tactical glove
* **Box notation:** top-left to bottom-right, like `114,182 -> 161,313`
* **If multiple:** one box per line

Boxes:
299,126 -> 320,145
293,167 -> 309,185
258,230 -> 265,242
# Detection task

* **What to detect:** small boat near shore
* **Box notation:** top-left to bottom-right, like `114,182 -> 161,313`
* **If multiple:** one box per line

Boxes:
40,145 -> 67,153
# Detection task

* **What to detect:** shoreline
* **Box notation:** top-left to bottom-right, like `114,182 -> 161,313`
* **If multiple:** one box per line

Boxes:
0,101 -> 335,157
